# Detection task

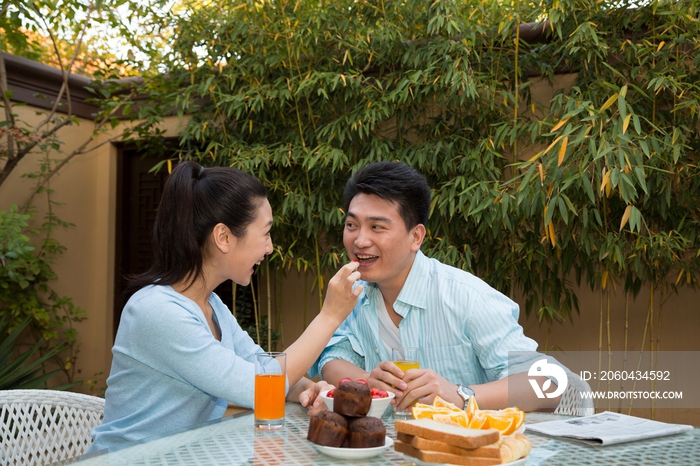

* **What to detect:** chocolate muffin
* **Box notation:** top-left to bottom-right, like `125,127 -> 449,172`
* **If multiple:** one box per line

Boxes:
307,411 -> 348,447
347,416 -> 386,448
333,381 -> 371,417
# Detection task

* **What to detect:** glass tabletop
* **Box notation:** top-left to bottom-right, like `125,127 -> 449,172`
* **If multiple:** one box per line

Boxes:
53,404 -> 699,465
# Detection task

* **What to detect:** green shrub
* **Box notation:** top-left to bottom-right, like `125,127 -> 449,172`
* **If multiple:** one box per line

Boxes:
0,205 -> 85,387
0,315 -> 73,390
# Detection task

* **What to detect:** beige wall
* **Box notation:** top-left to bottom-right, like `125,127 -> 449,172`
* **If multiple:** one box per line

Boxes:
0,107 -> 185,393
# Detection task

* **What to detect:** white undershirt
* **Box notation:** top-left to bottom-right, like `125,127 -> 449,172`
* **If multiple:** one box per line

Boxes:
375,291 -> 402,358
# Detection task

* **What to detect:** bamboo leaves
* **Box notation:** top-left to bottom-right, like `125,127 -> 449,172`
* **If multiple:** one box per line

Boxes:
124,0 -> 700,329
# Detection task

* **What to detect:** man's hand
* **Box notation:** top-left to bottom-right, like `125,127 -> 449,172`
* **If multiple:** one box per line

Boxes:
393,368 -> 463,412
298,380 -> 334,416
366,361 -> 408,397
363,362 -> 463,411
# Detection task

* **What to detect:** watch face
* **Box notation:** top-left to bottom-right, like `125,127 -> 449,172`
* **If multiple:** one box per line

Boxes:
458,385 -> 474,399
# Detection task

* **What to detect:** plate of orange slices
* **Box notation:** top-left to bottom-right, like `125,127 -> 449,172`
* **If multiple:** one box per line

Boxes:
410,396 -> 525,436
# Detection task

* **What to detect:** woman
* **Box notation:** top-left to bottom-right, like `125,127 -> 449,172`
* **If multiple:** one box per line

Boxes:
89,161 -> 362,451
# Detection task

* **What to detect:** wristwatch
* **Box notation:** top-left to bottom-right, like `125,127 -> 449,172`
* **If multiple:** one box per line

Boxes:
456,384 -> 476,409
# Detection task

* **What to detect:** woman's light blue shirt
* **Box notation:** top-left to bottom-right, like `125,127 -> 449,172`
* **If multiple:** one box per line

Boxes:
310,251 -> 538,385
89,285 -> 280,452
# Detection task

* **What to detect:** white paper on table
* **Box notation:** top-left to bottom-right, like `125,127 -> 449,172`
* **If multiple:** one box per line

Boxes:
525,411 -> 694,446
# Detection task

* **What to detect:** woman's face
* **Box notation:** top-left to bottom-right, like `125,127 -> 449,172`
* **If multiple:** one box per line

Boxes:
228,198 -> 273,286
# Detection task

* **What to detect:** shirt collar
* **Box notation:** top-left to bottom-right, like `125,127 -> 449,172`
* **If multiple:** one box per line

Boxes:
360,250 -> 430,311
395,250 -> 429,310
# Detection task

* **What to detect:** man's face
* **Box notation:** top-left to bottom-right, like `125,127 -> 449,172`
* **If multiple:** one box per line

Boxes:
343,193 -> 424,293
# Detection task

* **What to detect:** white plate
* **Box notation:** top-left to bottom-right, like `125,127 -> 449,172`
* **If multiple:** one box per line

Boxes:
403,455 -> 527,466
313,436 -> 394,460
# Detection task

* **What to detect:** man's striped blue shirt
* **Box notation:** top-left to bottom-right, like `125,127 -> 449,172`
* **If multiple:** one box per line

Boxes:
310,251 -> 539,385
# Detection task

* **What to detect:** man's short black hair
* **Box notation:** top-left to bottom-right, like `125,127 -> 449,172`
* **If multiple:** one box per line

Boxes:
343,161 -> 431,229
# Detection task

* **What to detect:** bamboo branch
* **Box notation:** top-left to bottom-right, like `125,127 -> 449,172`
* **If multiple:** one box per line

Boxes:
596,289 -> 603,393
628,285 -> 653,415
618,292 -> 630,413
266,261 -> 272,351
251,276 -> 260,346
606,290 -> 611,411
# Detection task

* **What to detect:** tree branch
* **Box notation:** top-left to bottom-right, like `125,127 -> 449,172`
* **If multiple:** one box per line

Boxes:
2,2 -> 97,190
0,37 -> 18,186
32,2 -> 94,133
21,96 -> 142,209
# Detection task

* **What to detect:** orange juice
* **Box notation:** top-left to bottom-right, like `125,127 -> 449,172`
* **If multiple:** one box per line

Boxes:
393,359 -> 420,416
254,374 -> 286,420
394,360 -> 420,372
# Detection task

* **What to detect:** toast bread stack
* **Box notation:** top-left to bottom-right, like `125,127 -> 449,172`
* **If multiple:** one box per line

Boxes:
394,419 -> 531,465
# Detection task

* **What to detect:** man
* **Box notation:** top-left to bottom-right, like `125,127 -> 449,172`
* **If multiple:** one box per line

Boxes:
309,161 -> 559,412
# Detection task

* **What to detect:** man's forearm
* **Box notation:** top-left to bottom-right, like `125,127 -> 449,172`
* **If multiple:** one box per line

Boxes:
321,359 -> 370,385
471,373 -> 559,411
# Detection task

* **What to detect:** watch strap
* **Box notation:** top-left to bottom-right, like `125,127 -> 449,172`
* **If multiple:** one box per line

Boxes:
457,384 -> 475,408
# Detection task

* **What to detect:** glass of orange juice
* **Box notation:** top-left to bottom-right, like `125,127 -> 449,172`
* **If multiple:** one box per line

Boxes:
392,346 -> 420,418
254,351 -> 286,430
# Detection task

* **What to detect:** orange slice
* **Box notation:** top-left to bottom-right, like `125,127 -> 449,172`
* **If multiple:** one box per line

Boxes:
411,392 -> 526,435
484,413 -> 515,435
465,395 -> 479,421
411,405 -> 453,419
468,413 -> 488,429
411,404 -> 437,419
501,410 -> 525,435
433,395 -> 461,411
433,410 -> 469,428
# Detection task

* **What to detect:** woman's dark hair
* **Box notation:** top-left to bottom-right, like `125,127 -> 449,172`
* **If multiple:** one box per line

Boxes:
343,161 -> 431,229
125,161 -> 267,297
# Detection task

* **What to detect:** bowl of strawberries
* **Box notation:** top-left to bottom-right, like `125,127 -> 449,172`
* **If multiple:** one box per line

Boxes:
321,377 -> 395,418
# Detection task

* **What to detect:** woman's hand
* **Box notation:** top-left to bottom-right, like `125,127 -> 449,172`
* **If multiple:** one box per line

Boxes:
299,380 -> 335,416
320,261 -> 363,325
282,262 -> 361,390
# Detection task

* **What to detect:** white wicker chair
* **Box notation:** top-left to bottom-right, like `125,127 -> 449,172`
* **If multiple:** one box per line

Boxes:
0,389 -> 105,466
554,372 -> 595,417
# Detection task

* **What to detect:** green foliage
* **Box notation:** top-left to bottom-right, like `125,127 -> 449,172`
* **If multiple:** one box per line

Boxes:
0,0 -> 144,78
0,205 -> 86,385
0,314 -> 75,389
120,0 -> 700,326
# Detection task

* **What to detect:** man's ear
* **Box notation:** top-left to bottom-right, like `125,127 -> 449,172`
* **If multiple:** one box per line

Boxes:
212,223 -> 231,253
410,224 -> 426,252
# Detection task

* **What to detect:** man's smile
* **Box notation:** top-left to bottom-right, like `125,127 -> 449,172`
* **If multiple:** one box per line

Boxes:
355,254 -> 379,266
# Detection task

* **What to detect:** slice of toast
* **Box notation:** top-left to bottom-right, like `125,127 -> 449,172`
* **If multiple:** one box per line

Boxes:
397,432 -> 501,458
395,419 -> 500,449
394,440 -> 502,466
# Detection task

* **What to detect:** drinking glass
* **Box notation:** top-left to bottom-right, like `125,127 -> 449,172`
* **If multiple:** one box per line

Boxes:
254,429 -> 285,465
254,352 -> 286,430
392,346 -> 420,418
